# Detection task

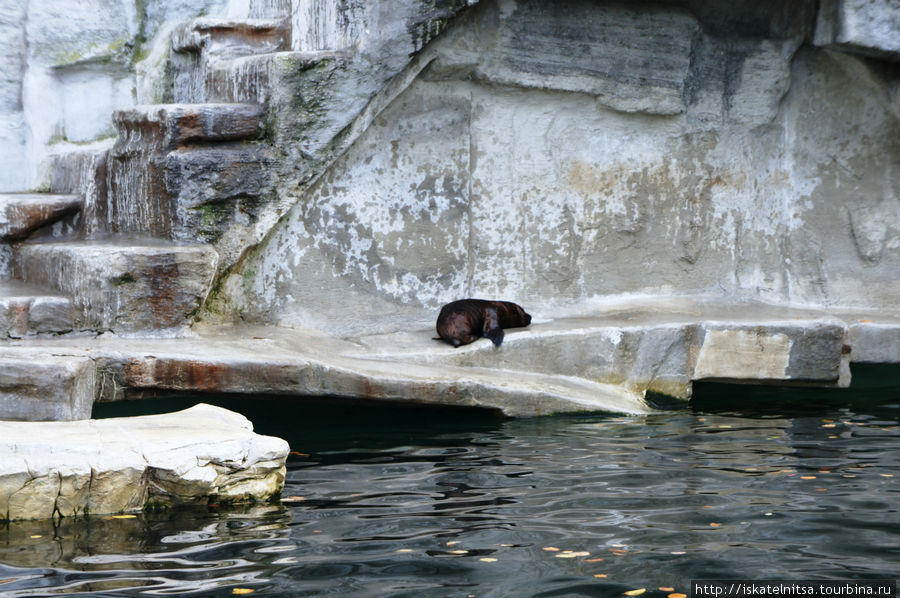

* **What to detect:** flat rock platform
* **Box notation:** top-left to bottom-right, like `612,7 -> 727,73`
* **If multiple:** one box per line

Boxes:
1,296 -> 898,420
0,404 -> 289,521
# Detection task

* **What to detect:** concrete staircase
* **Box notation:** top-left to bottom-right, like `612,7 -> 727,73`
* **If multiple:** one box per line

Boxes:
3,15 -> 290,338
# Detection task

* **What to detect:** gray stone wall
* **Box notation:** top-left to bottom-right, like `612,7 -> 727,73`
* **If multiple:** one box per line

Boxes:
0,0 -> 236,192
220,0 -> 899,334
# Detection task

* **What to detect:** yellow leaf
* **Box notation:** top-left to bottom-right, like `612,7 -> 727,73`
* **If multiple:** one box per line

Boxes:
659,588 -> 675,592
624,589 -> 646,596
542,546 -> 561,552
594,574 -> 608,579
709,522 -> 722,527
29,535 -> 42,539
585,558 -> 605,562
232,590 -> 255,595
800,476 -> 817,480
670,594 -> 688,598
112,514 -> 137,519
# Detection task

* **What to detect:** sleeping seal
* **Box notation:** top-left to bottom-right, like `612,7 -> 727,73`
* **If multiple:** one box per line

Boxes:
435,299 -> 531,347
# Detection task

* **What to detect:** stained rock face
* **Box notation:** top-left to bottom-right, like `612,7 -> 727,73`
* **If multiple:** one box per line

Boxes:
0,404 -> 289,521
0,351 -> 93,421
14,240 -> 218,332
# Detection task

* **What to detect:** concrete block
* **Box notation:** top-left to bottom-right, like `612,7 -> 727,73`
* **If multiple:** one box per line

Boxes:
0,280 -> 76,338
0,352 -> 94,421
0,404 -> 289,520
14,239 -> 218,332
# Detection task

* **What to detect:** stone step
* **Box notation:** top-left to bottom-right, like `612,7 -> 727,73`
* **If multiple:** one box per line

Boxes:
13,238 -> 218,333
172,18 -> 291,62
0,193 -> 82,242
112,103 -> 266,152
197,50 -> 340,104
107,104 -> 269,240
0,280 -> 76,338
0,349 -> 94,421
43,140 -> 112,239
109,140 -> 272,241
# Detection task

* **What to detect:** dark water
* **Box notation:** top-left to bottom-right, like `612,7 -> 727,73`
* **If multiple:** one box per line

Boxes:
1,366 -> 898,597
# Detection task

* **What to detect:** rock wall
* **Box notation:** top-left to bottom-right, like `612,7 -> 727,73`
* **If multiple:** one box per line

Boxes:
0,0 -> 249,192
219,0 -> 899,334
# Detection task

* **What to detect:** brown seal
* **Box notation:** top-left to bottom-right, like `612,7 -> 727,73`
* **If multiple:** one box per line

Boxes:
435,299 -> 532,347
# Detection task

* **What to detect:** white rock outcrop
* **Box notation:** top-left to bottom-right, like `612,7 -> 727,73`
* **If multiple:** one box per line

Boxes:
0,403 -> 289,521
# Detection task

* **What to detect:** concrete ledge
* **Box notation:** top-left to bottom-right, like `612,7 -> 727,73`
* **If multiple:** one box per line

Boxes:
1,297 -> 897,418
0,193 -> 82,241
0,351 -> 93,421
0,404 -> 289,521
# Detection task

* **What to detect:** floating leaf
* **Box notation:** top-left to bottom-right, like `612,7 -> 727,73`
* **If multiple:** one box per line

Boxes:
112,514 -> 136,519
764,512 -> 774,516
396,549 -> 413,553
585,558 -> 605,562
821,424 -> 836,428
281,496 -> 305,503
446,541 -> 459,546
556,551 -> 590,558
709,522 -> 722,527
542,546 -> 561,552
449,550 -> 468,554
659,587 -> 676,592
800,476 -> 817,480
880,473 -> 894,478
670,551 -> 686,555
479,557 -> 498,562
29,535 -> 42,539
624,588 -> 646,596
670,593 -> 688,598
594,574 -> 608,579
232,590 -> 255,596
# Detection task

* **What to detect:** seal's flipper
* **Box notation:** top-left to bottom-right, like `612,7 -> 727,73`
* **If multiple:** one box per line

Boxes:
483,307 -> 504,347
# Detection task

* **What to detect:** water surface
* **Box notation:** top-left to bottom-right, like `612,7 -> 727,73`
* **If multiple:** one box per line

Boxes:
1,367 -> 898,597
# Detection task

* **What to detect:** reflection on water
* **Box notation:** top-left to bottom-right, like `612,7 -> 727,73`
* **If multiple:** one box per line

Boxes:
1,369 -> 898,597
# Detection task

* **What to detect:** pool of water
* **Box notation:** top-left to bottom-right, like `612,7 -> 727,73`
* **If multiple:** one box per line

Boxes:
1,367 -> 898,597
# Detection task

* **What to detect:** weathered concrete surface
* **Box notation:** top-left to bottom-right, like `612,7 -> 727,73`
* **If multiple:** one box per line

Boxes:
0,349 -> 93,421
0,280 -> 76,339
0,403 -> 289,521
815,0 -> 900,60
14,239 -> 218,332
216,1 -> 899,334
0,193 -> 82,241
